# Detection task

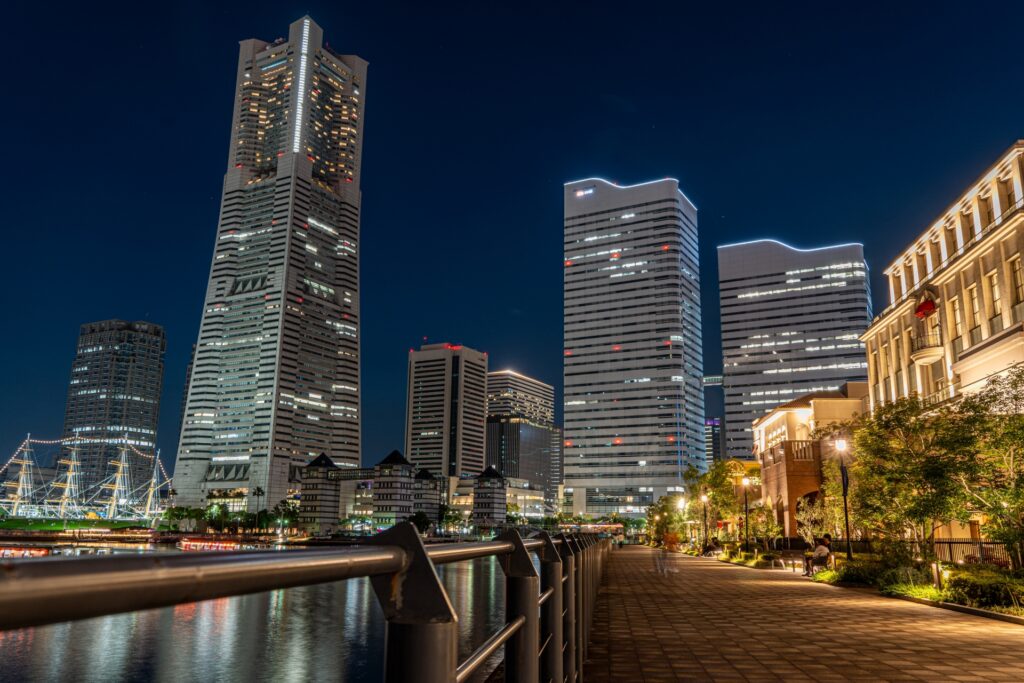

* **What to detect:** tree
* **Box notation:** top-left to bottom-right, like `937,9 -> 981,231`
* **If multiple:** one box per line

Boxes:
952,366 -> 1024,568
408,511 -> 432,534
749,502 -> 783,551
271,499 -> 299,532
851,395 -> 984,552
253,486 -> 265,512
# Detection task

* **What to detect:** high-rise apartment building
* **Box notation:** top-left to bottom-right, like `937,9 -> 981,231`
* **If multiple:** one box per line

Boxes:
718,240 -> 871,459
563,178 -> 704,516
173,17 -> 366,510
485,370 -> 556,501
62,320 -> 166,494
404,343 -> 488,484
549,426 -> 563,503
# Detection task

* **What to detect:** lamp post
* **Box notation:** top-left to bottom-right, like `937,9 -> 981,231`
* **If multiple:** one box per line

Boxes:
836,438 -> 853,561
700,493 -> 709,549
741,477 -> 751,552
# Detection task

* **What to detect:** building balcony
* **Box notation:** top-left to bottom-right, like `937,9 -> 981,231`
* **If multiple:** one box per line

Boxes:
910,333 -> 944,364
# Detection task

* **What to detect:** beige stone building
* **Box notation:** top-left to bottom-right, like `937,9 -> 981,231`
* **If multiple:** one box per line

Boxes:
752,383 -> 867,536
864,141 -> 1024,409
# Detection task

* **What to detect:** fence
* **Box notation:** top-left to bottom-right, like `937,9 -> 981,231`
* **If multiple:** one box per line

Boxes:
773,537 -> 1015,566
0,522 -> 609,683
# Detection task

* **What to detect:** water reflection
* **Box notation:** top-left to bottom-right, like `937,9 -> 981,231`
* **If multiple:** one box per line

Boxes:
1,557 -> 507,682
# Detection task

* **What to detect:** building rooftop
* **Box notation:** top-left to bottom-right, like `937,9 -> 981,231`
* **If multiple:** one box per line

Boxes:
376,450 -> 413,467
477,465 -> 503,479
305,453 -> 337,469
414,468 -> 437,480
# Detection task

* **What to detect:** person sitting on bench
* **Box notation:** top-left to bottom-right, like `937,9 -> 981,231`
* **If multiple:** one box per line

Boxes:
803,534 -> 832,576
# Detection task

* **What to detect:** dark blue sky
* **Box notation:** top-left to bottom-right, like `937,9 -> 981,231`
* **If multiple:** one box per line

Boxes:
3,1 -> 1023,468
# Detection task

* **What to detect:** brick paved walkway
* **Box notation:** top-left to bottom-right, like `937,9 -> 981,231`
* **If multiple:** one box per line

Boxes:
586,546 -> 1024,682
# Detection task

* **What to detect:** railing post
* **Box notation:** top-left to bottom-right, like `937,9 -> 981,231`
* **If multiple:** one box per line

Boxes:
536,532 -> 564,683
368,523 -> 458,683
572,535 -> 585,678
498,529 -> 540,683
556,533 -> 577,683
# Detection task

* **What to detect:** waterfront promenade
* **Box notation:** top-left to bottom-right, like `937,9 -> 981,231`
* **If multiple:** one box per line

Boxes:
587,546 -> 1024,682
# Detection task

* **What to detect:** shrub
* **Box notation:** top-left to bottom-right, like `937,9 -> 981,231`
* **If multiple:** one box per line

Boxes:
812,569 -> 840,584
880,583 -> 945,601
945,571 -> 1024,609
833,560 -> 884,585
877,565 -> 931,588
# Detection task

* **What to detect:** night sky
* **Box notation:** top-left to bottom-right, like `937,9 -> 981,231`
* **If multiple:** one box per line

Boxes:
4,1 -> 1024,468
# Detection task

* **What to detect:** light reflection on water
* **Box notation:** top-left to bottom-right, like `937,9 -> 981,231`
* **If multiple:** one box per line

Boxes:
0,557 -> 507,683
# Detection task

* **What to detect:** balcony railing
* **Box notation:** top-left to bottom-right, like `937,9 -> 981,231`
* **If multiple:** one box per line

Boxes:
0,524 -> 608,683
911,333 -> 942,353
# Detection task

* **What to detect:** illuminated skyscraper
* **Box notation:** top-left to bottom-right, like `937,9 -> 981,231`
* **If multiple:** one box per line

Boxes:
173,17 -> 366,510
563,178 -> 704,516
486,370 -> 556,502
404,344 -> 488,484
718,240 -> 871,459
63,320 -> 166,494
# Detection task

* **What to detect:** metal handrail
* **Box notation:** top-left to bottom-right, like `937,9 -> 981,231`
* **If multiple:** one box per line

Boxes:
0,524 -> 610,683
455,615 -> 526,683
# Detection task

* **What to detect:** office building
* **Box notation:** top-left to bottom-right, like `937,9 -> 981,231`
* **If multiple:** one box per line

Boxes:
173,17 -> 367,510
563,178 -> 703,515
703,418 -> 722,464
404,343 -> 488,484
62,320 -> 166,494
718,240 -> 871,459
864,141 -> 1024,410
485,370 -> 555,502
549,427 -> 563,503
486,370 -> 555,427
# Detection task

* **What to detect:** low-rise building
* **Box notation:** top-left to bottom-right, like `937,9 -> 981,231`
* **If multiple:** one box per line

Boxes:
373,451 -> 415,529
864,141 -> 1024,410
473,466 -> 507,528
413,468 -> 444,524
299,454 -> 341,534
752,383 -> 867,536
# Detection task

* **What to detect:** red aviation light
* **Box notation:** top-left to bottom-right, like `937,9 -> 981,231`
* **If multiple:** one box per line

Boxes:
564,350 -> 573,356
564,440 -> 573,447
667,435 -> 676,443
612,345 -> 622,351
564,260 -> 573,267
235,163 -> 243,169
662,245 -> 670,251
277,151 -> 285,157
296,296 -> 304,304
613,438 -> 623,445
663,340 -> 672,346
611,252 -> 620,259
264,294 -> 272,301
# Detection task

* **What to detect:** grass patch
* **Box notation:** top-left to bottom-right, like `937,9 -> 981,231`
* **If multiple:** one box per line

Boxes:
0,518 -> 158,531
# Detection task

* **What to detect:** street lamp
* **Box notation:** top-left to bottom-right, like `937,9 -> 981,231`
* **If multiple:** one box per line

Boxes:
700,493 -> 709,549
836,438 -> 853,560
676,496 -> 686,511
741,477 -> 751,552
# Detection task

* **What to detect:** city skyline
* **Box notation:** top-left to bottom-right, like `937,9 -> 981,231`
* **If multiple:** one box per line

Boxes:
5,4 -> 1024,469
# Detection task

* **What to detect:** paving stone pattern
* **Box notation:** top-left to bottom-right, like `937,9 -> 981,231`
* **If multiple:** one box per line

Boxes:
585,545 -> 1024,682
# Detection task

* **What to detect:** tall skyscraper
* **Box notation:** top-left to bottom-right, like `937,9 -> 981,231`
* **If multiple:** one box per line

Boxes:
404,343 -> 488,483
174,17 -> 366,510
718,240 -> 871,459
703,418 -> 722,464
485,370 -> 555,502
563,178 -> 704,516
62,320 -> 166,494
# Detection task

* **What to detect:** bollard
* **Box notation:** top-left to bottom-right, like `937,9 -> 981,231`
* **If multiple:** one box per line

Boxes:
498,529 -> 540,683
368,523 -> 458,683
537,532 -> 563,683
